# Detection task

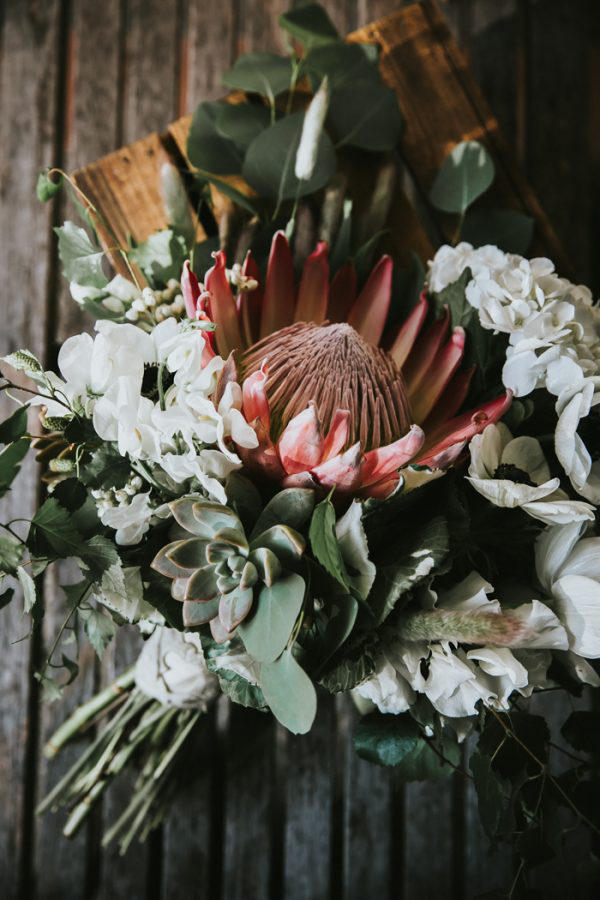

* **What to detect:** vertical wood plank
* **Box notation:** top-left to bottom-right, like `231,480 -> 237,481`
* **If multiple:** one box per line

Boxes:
0,2 -> 63,897
183,0 -> 236,105
282,695 -> 336,900
403,777 -> 459,899
33,4 -> 124,896
96,3 -> 181,897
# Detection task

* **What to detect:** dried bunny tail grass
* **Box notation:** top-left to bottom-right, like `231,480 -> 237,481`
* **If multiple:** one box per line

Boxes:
396,609 -> 530,648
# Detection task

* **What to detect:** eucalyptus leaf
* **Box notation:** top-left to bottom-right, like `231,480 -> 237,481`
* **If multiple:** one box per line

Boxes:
279,4 -> 339,47
461,207 -> 534,255
55,221 -> 108,288
188,101 -> 269,175
250,488 -> 315,540
328,82 -> 402,151
199,175 -> 260,216
306,43 -> 378,91
429,140 -> 495,215
259,650 -> 317,734
239,572 -> 305,663
243,111 -> 336,204
222,52 -> 293,99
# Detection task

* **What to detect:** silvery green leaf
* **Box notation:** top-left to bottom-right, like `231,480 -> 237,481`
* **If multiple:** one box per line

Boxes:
183,597 -> 219,627
250,488 -> 315,540
259,650 -> 317,734
429,140 -> 495,215
191,501 -> 242,538
279,3 -> 339,47
243,112 -> 336,204
160,162 -> 195,248
222,52 -> 293,99
335,500 -> 376,601
55,221 -> 108,288
168,537 -> 209,570
128,229 -> 187,286
249,547 -> 281,587
2,349 -> 43,375
250,524 -> 305,566
81,607 -> 116,658
219,585 -> 253,631
239,573 -> 305,663
17,565 -> 36,613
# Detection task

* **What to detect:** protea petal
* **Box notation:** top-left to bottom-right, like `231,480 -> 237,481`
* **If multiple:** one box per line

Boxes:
389,291 -> 428,368
359,424 -> 425,487
347,255 -> 393,346
239,419 -> 285,481
311,442 -> 363,491
239,251 -> 263,347
205,251 -> 243,357
423,365 -> 475,433
181,260 -> 201,319
416,391 -> 513,467
359,474 -> 401,500
321,409 -> 351,462
294,241 -> 330,324
214,351 -> 238,407
403,306 -> 450,394
277,404 -> 324,475
327,261 -> 357,323
242,363 -> 270,431
260,231 -> 295,338
410,327 -> 465,424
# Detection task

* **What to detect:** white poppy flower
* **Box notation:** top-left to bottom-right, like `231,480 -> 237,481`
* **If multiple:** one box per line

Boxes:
467,423 -> 594,524
535,523 -> 600,660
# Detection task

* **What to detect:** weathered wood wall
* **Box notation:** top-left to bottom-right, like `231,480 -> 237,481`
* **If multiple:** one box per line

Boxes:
1,2 -> 599,899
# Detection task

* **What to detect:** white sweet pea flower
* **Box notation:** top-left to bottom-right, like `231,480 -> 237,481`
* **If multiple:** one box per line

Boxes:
160,448 -> 230,504
509,598 -> 568,650
93,377 -> 162,462
535,523 -> 600,660
354,653 -> 415,714
554,380 -> 600,503
467,423 -> 594,525
217,381 -> 259,453
99,491 -> 154,545
466,647 -> 529,708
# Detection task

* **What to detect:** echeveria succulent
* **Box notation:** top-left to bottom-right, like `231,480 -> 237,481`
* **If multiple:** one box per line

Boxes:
152,492 -> 313,645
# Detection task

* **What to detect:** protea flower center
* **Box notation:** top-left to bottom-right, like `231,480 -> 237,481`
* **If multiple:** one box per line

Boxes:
242,321 -> 412,451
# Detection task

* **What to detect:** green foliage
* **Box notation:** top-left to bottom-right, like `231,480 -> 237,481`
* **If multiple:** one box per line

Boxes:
0,534 -> 23,575
429,140 -> 494,215
0,437 -> 31,498
222,52 -> 293,99
0,405 -> 29,444
279,3 -> 339,47
259,649 -> 317,734
308,497 -> 351,591
561,711 -> 600,755
55,221 -> 108,288
462,207 -> 534,255
128,229 -> 187,286
368,515 -> 449,624
243,111 -> 336,204
2,349 -> 43,376
213,667 -> 267,711
305,43 -> 377,91
326,82 -> 402,151
80,606 -> 117,658
470,751 -> 514,841
318,631 -> 378,693
17,565 -> 36,613
36,170 -> 63,202
187,100 -> 270,176
250,488 -> 315,540
238,572 -> 305,663
354,712 -> 460,779
79,444 -> 131,491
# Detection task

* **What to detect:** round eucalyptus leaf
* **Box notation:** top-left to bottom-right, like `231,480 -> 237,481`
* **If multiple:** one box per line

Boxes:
306,43 -> 378,91
259,650 -> 317,734
238,572 -> 305,663
242,111 -> 336,203
187,101 -> 245,175
429,140 -> 495,215
279,4 -> 339,48
327,81 -> 402,151
222,52 -> 293,98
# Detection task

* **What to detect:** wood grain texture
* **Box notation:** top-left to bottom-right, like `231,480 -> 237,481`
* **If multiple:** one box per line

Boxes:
0,2 -> 64,897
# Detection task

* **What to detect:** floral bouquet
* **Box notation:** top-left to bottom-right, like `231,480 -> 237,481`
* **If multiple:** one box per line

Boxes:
2,2 -> 599,888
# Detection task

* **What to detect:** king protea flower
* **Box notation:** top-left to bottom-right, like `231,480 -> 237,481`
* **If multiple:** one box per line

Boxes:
181,232 -> 511,499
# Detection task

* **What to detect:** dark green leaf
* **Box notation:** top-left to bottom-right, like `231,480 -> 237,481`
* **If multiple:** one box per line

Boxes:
319,631 -> 378,692
80,535 -> 119,580
561,711 -> 600,756
36,170 -> 63,202
0,534 -> 24,574
309,498 -> 350,591
0,437 -> 31,497
354,712 -> 460,779
0,405 -> 29,444
80,444 -> 131,491
52,478 -> 87,511
242,111 -> 336,204
202,174 -> 260,215
188,101 -> 270,176
478,712 -> 549,779
0,587 -> 14,610
29,498 -> 85,559
214,667 -> 267,711
429,141 -> 495,215
279,3 -> 339,47
462,208 -> 534,255
222,52 -> 293,98
55,221 -> 108,288
306,43 -> 378,91
60,653 -> 80,686
259,650 -> 317,734
328,82 -> 402,151
470,750 -> 513,840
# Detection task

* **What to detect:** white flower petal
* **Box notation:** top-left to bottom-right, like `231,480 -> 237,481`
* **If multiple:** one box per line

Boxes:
552,574 -> 600,658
